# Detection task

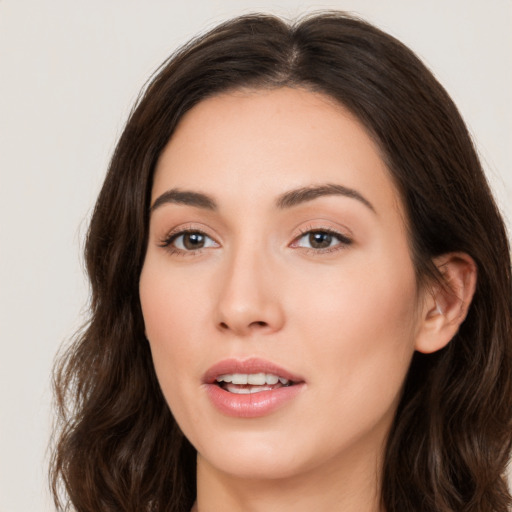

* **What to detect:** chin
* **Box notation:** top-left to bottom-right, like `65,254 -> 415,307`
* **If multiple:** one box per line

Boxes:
195,429 -> 313,480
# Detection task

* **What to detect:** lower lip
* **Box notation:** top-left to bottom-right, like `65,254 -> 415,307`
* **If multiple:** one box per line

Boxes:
205,383 -> 305,418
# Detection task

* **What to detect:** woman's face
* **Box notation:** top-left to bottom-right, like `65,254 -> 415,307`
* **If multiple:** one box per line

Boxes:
139,87 -> 426,481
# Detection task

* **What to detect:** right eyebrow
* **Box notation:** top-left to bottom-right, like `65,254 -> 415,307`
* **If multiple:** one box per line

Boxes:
150,188 -> 217,212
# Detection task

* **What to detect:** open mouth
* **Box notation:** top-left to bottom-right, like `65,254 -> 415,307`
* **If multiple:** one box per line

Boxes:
204,360 -> 305,417
215,373 -> 295,394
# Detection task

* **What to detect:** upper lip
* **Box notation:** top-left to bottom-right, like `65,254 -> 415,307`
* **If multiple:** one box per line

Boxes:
203,357 -> 305,384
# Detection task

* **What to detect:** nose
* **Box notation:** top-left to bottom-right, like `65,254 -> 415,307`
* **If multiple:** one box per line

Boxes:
215,246 -> 285,337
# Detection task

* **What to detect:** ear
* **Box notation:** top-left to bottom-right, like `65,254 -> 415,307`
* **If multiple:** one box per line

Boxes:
415,252 -> 477,354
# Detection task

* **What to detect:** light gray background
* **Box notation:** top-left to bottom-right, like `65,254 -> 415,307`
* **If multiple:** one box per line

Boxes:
1,1 -> 511,511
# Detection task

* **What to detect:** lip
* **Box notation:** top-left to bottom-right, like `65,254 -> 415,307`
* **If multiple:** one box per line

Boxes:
203,357 -> 305,384
203,358 -> 306,418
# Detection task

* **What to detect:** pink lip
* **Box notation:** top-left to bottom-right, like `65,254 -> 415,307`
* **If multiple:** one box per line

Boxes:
203,358 -> 306,418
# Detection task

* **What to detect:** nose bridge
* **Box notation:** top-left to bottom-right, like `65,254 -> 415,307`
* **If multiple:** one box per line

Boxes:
215,234 -> 284,335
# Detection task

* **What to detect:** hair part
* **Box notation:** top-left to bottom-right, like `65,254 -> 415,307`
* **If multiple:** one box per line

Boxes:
51,11 -> 512,512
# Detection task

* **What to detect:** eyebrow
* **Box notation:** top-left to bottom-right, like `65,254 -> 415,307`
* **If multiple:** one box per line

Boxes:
150,183 -> 375,213
151,189 -> 217,211
276,184 -> 375,212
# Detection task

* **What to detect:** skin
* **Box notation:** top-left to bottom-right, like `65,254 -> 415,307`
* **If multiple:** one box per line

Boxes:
139,87 -> 475,512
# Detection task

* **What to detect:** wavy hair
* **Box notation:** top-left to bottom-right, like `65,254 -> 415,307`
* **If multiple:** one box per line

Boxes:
50,12 -> 512,512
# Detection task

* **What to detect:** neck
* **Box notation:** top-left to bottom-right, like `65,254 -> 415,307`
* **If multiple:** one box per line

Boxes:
194,446 -> 385,512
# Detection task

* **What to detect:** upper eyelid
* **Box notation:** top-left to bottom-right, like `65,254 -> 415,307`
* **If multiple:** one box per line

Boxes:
291,229 -> 352,247
159,224 -> 218,243
293,222 -> 353,240
168,228 -> 214,240
296,226 -> 348,237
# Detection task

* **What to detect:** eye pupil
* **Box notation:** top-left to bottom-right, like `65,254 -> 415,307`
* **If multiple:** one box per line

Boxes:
183,232 -> 205,250
309,232 -> 332,249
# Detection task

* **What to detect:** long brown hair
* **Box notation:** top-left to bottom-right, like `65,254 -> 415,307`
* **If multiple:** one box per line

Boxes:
51,12 -> 512,512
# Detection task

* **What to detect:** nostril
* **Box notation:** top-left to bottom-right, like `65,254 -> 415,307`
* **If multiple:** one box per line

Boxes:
218,320 -> 268,331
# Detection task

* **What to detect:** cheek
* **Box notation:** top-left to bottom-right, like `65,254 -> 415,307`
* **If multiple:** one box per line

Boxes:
278,263 -> 419,459
139,258 -> 204,405
139,254 -> 208,341
294,248 -> 417,329
290,253 -> 419,397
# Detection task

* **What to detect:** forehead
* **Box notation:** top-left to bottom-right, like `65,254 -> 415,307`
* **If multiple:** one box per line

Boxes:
152,87 -> 403,220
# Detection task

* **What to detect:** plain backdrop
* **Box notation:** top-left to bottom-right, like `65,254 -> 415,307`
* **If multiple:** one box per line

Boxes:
1,1 -> 511,510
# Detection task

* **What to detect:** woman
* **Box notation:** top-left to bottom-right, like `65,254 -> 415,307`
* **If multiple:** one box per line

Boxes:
50,12 -> 512,512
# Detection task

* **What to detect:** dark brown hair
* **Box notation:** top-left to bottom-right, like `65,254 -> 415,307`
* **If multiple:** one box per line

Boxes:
51,12 -> 512,512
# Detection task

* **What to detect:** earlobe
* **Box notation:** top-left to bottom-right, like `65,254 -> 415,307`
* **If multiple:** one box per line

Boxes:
415,252 -> 477,354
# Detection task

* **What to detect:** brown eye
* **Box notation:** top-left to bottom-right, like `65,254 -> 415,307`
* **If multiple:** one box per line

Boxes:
167,231 -> 218,251
293,229 -> 352,251
308,231 -> 333,249
182,232 -> 206,250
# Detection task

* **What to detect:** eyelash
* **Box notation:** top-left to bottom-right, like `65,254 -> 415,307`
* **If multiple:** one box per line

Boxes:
291,226 -> 353,254
159,226 -> 353,256
159,227 -> 217,256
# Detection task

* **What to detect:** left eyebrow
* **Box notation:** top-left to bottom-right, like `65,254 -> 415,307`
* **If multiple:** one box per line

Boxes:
276,183 -> 376,213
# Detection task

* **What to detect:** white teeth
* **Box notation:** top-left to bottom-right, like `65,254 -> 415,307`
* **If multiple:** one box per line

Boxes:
225,384 -> 274,394
229,386 -> 251,394
231,373 -> 248,385
247,373 -> 266,385
265,374 -> 279,385
216,373 -> 290,386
